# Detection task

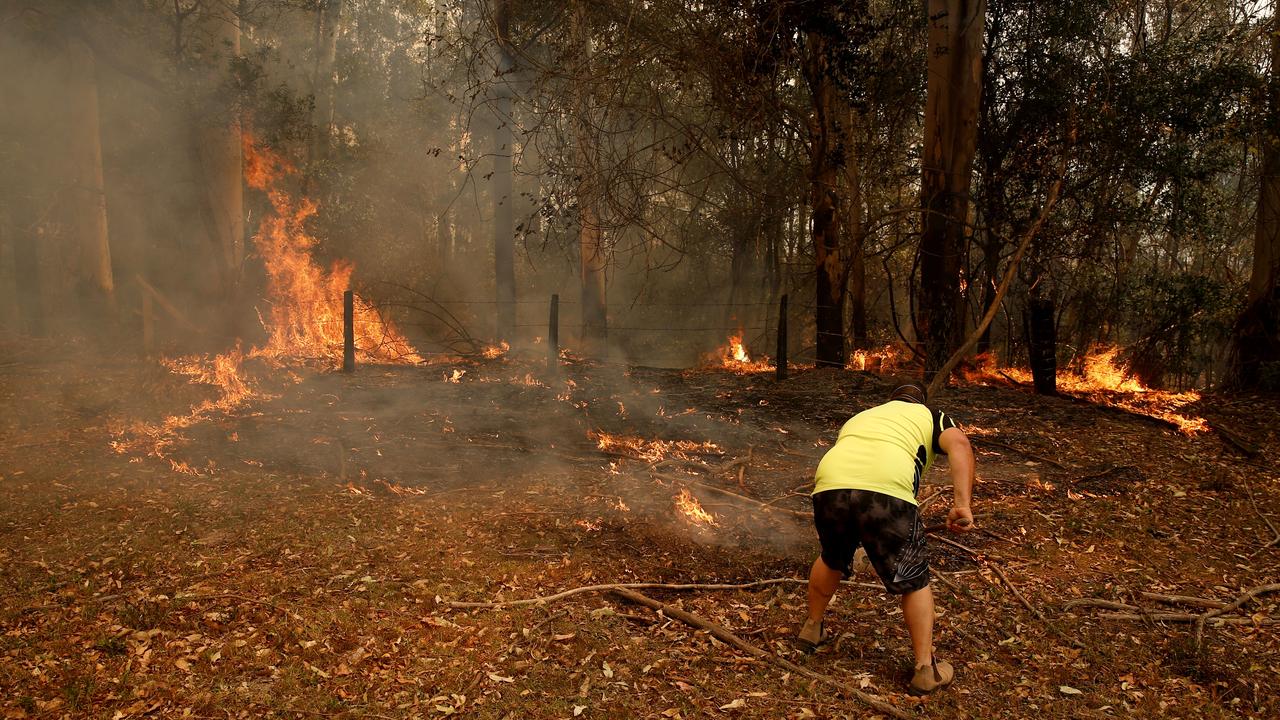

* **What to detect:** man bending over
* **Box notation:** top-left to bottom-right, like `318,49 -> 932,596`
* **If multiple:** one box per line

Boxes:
797,383 -> 975,696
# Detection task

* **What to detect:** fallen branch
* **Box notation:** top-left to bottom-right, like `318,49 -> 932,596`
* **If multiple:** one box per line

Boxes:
1241,476 -> 1280,552
1207,420 -> 1261,457
683,479 -> 808,520
1194,583 -> 1280,649
989,563 -> 1046,622
976,438 -> 1067,470
610,587 -> 910,720
927,159 -> 1067,398
1099,612 -> 1277,626
444,578 -> 882,610
1062,598 -> 1139,613
1139,592 -> 1227,610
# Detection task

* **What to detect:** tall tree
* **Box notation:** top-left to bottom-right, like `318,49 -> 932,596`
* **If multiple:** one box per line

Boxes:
65,36 -> 116,319
310,0 -> 343,166
490,0 -> 515,341
918,0 -> 984,379
1229,10 -> 1280,388
802,27 -> 849,367
571,0 -> 607,354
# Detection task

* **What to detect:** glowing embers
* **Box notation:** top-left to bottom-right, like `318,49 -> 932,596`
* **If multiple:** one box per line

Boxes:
674,488 -> 717,527
962,346 -> 1207,434
589,430 -> 723,464
481,342 -> 510,360
708,333 -> 773,373
243,136 -> 420,367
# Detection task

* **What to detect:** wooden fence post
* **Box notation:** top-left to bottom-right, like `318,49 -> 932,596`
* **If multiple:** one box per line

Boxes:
548,293 -> 560,373
343,290 -> 355,373
776,293 -> 788,381
141,290 -> 154,355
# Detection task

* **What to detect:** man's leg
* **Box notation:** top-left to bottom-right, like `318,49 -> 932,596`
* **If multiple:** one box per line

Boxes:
807,555 -> 843,624
901,584 -> 934,668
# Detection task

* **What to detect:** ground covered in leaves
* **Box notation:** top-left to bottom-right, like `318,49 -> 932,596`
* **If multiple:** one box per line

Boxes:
2,340 -> 1278,719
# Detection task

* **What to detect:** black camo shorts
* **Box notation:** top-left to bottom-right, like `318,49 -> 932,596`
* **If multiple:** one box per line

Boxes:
812,488 -> 930,594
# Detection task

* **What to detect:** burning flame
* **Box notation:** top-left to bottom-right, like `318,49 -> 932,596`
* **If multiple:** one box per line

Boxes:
244,137 -> 420,366
113,136 -> 423,469
709,333 -> 773,372
481,342 -> 510,360
962,347 -> 1207,434
445,369 -> 466,383
674,488 -> 717,526
589,430 -> 723,463
847,345 -> 902,373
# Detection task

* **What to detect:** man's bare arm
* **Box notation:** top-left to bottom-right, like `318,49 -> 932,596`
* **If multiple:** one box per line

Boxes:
939,427 -> 975,532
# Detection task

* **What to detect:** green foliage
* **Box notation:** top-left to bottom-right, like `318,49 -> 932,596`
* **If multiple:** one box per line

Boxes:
1122,271 -> 1237,388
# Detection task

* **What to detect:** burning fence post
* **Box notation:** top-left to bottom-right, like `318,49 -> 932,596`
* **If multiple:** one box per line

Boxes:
343,289 -> 355,373
776,293 -> 788,381
548,293 -> 559,374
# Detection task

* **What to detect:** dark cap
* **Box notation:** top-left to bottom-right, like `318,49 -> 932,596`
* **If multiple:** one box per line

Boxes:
889,383 -> 927,404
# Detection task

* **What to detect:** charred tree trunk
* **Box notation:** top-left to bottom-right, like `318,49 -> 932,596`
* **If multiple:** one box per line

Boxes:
1026,294 -> 1056,395
919,0 -> 985,381
1228,14 -> 1280,389
803,30 -> 847,368
65,38 -> 115,323
572,2 -> 606,354
491,0 -> 515,341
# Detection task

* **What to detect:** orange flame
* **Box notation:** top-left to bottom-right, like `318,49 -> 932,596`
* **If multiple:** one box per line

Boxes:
243,137 -> 420,366
114,136 -> 423,469
481,342 -> 510,360
847,345 -> 902,373
709,333 -> 773,372
674,488 -> 717,526
589,430 -> 723,463
962,347 -> 1206,434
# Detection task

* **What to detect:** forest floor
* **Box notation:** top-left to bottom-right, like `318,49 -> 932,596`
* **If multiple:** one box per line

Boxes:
1,339 -> 1278,719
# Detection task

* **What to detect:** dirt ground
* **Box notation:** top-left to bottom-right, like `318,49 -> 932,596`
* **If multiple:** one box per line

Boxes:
2,341 -> 1278,719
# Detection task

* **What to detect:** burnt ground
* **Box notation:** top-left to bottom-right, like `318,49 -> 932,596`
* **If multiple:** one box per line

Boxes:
1,341 -> 1278,719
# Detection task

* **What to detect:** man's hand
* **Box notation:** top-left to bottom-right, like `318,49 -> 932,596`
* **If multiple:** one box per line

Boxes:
946,505 -> 974,533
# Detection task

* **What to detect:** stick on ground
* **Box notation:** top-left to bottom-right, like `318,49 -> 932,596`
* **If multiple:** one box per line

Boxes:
610,587 -> 911,720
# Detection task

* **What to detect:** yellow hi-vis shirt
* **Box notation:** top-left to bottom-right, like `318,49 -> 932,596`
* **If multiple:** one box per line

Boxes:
812,400 -> 956,505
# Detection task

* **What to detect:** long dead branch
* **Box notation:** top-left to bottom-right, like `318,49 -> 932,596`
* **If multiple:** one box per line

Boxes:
1100,612 -> 1278,626
1139,592 -> 1228,610
927,162 -> 1067,398
1194,583 -> 1280,648
444,578 -> 882,609
610,587 -> 911,720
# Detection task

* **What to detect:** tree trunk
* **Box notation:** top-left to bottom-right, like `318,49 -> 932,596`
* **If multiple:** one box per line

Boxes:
1026,295 -> 1057,395
804,30 -> 847,368
65,38 -> 115,323
491,0 -> 515,341
572,1 -> 606,354
919,0 -> 985,380
311,0 -> 343,167
1227,13 -> 1280,389
844,107 -> 867,350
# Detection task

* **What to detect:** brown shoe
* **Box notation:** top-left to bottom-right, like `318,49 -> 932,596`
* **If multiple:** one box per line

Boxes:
908,658 -> 955,696
795,619 -> 829,652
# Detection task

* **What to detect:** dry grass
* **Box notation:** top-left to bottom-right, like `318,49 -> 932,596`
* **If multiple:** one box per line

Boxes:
1,351 -> 1276,718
